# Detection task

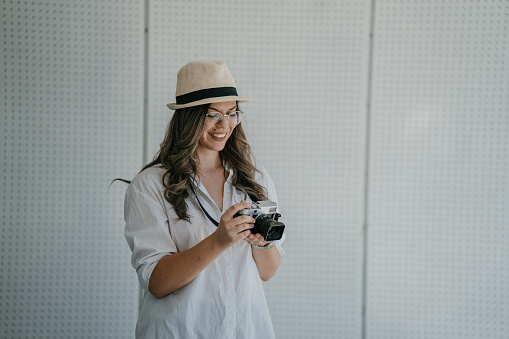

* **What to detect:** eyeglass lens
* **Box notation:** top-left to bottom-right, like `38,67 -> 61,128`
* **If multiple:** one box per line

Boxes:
205,111 -> 242,127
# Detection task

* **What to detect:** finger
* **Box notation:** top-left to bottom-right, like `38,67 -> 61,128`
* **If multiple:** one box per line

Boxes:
245,233 -> 262,243
236,222 -> 254,234
255,234 -> 265,242
231,215 -> 255,227
252,234 -> 270,245
251,233 -> 265,241
239,228 -> 253,239
246,237 -> 263,244
222,200 -> 252,220
244,238 -> 256,245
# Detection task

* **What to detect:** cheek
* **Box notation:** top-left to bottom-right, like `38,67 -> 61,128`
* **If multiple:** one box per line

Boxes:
199,131 -> 208,144
196,129 -> 206,146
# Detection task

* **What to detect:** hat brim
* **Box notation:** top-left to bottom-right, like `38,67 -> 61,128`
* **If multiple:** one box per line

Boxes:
167,96 -> 250,110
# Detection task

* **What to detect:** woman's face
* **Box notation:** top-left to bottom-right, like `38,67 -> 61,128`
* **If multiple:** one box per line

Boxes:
197,100 -> 238,153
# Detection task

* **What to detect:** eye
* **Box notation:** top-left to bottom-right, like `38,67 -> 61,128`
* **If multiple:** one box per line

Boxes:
207,112 -> 220,118
228,112 -> 237,117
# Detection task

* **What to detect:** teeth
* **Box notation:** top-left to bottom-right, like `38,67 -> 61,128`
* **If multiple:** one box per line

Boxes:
211,133 -> 226,138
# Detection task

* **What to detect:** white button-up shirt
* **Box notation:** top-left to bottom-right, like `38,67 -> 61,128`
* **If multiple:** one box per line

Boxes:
124,164 -> 285,339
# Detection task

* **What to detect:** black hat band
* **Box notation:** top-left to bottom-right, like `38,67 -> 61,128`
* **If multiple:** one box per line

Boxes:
176,87 -> 238,105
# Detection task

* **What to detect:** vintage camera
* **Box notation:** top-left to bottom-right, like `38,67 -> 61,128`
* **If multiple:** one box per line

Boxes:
235,200 -> 285,241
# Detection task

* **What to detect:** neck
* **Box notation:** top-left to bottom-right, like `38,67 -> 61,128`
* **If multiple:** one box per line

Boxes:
196,149 -> 222,172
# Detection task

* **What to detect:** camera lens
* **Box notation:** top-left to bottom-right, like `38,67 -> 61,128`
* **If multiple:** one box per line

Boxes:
255,215 -> 285,241
267,226 -> 280,239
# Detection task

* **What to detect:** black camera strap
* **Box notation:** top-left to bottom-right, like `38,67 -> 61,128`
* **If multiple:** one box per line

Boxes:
190,184 -> 219,227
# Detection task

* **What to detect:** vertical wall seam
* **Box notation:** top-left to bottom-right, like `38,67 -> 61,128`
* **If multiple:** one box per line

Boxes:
139,0 -> 150,316
143,0 -> 150,167
362,0 -> 376,338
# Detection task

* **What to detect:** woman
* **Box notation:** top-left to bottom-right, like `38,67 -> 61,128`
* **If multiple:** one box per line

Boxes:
123,60 -> 285,338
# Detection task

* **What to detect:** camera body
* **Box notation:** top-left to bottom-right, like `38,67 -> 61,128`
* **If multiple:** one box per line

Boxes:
235,200 -> 285,241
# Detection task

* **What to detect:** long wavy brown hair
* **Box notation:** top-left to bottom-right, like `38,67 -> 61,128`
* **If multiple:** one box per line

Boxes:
116,103 -> 267,221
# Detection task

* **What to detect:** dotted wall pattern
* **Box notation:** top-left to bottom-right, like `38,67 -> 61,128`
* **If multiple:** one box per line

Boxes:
1,1 -> 144,337
148,1 -> 371,338
367,1 -> 509,338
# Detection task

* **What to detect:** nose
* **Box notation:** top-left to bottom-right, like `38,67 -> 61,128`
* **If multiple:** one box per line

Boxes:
217,114 -> 230,128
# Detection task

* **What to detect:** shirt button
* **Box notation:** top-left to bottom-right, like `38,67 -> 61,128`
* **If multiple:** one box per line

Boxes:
231,320 -> 236,326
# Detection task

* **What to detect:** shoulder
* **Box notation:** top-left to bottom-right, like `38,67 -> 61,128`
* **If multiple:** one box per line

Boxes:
128,165 -> 167,198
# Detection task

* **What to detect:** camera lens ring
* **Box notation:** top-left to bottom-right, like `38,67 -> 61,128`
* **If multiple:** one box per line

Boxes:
254,215 -> 284,241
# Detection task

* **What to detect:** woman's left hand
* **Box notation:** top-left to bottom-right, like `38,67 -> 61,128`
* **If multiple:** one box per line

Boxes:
245,233 -> 272,248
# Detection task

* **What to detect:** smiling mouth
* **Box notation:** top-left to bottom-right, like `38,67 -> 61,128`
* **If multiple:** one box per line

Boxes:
210,132 -> 227,139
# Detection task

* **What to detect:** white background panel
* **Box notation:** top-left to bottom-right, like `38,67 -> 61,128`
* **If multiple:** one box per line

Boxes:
148,0 -> 371,337
1,0 -> 143,337
2,0 -> 508,338
367,1 -> 509,338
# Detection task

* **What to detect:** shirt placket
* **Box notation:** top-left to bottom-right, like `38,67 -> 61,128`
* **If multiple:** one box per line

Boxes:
224,246 -> 236,338
197,171 -> 238,338
223,178 -> 237,338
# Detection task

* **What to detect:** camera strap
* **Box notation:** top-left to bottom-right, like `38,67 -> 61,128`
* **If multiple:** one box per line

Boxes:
189,184 -> 219,227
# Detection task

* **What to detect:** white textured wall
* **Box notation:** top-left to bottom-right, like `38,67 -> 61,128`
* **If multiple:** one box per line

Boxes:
1,1 -> 144,337
1,1 -> 508,338
367,1 -> 509,338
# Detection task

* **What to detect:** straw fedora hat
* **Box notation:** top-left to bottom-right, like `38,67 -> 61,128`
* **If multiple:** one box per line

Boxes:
166,60 -> 250,110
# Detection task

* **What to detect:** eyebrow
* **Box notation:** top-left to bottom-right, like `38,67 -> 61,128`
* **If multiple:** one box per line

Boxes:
208,105 -> 237,112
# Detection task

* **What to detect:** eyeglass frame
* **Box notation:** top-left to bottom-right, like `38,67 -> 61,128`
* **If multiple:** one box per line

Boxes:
204,109 -> 244,127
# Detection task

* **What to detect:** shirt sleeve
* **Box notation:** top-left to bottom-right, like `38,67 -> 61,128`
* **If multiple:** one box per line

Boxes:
256,165 -> 286,256
124,185 -> 177,290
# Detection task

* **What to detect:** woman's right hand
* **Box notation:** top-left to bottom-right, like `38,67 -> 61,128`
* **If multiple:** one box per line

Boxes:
149,200 -> 255,298
214,200 -> 255,249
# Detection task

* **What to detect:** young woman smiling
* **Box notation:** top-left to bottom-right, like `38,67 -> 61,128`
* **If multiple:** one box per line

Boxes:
122,60 -> 286,338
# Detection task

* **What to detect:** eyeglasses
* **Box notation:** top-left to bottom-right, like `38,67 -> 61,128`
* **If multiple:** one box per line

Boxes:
205,110 -> 244,127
